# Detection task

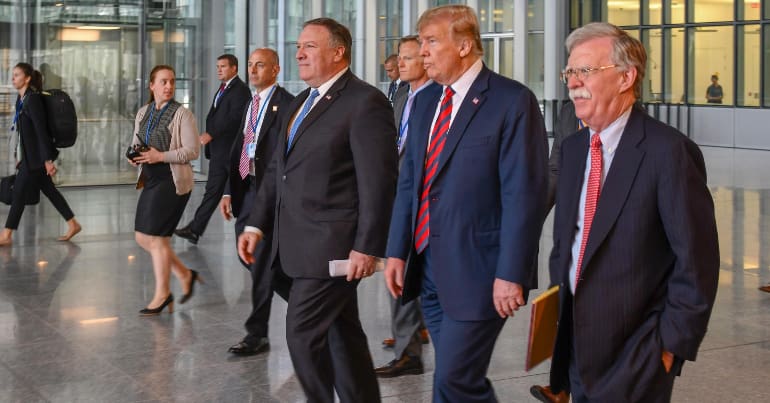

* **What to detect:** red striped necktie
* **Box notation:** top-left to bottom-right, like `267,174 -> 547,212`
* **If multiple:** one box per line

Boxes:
575,132 -> 602,287
239,93 -> 260,179
414,86 -> 454,254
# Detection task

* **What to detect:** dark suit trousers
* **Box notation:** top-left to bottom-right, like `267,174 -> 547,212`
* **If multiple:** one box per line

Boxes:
390,292 -> 424,359
5,164 -> 74,230
188,157 -> 228,236
565,298 -> 676,403
419,247 -> 506,403
233,176 -> 276,343
286,277 -> 380,403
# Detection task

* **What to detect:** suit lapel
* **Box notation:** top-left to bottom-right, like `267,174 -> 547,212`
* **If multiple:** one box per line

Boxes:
256,87 -> 281,147
560,130 -> 589,281
434,67 -> 489,177
582,108 -> 646,270
285,71 -> 352,157
411,86 -> 442,198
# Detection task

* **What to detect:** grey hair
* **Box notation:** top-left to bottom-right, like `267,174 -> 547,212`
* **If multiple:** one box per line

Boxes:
565,22 -> 646,98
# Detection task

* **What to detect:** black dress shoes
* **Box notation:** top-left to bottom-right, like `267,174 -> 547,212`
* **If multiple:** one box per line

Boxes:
174,226 -> 199,245
375,355 -> 424,378
228,337 -> 270,356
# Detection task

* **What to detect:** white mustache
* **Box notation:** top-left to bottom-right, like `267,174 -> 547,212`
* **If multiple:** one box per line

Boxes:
569,88 -> 592,101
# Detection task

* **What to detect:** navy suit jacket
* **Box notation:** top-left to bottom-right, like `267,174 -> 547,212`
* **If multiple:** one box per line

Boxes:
386,65 -> 549,321
246,70 -> 398,279
224,85 -> 294,218
548,107 -> 720,401
204,76 -> 251,161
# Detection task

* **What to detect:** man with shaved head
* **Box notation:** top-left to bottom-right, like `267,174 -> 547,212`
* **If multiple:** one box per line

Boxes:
223,48 -> 294,356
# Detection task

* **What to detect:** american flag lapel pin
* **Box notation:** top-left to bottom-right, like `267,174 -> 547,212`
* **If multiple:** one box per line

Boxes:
472,97 -> 479,105
325,95 -> 332,100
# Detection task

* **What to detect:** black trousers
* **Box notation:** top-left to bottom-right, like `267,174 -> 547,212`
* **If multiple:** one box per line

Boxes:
286,277 -> 380,403
187,157 -> 228,236
5,164 -> 74,230
233,177 -> 290,342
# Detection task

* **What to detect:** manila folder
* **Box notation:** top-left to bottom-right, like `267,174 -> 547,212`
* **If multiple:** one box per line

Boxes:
525,285 -> 560,372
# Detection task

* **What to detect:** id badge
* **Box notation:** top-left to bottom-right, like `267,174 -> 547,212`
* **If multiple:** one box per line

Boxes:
246,142 -> 257,159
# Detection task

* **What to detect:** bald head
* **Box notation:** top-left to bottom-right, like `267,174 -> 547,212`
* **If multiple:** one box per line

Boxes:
248,48 -> 280,91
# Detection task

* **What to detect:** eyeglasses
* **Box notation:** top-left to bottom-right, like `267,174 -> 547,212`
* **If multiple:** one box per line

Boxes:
560,65 -> 618,84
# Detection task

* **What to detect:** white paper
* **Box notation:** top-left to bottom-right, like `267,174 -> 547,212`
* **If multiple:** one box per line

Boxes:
328,258 -> 386,277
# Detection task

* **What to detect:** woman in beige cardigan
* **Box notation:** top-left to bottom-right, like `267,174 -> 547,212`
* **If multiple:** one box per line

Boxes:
128,65 -> 201,315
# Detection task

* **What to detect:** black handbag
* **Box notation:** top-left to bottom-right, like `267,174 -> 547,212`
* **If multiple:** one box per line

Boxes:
0,174 -> 41,206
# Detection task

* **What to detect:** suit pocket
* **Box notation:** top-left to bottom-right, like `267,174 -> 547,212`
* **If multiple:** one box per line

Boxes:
314,208 -> 357,222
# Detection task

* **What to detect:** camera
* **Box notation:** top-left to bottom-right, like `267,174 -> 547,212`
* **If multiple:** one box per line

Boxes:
126,143 -> 150,161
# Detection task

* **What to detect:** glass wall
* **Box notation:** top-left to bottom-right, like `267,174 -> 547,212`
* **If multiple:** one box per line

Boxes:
0,0 -> 213,186
592,0 -> 770,108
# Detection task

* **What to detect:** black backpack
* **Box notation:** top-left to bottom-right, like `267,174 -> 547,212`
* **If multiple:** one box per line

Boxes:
40,89 -> 78,148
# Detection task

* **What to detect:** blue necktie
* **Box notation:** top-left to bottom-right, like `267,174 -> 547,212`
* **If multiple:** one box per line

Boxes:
287,89 -> 320,154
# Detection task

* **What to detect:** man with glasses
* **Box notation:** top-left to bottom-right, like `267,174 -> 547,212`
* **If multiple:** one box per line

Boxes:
547,22 -> 719,402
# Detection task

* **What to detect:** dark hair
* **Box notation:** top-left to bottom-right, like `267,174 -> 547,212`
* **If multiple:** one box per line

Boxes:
14,62 -> 43,92
147,65 -> 176,104
384,54 -> 398,65
303,18 -> 352,64
399,35 -> 420,48
217,54 -> 239,68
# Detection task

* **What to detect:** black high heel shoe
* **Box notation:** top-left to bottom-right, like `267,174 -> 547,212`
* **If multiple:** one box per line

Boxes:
139,294 -> 174,316
179,270 -> 203,305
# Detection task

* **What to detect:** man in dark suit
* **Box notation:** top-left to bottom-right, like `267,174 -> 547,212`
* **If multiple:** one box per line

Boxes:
375,35 -> 439,379
237,18 -> 397,403
383,54 -> 400,103
218,48 -> 294,356
548,23 -> 719,402
384,5 -> 548,402
176,54 -> 251,244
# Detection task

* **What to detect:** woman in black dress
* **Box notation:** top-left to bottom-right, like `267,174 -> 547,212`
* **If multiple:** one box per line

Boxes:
0,63 -> 81,246
129,65 -> 201,315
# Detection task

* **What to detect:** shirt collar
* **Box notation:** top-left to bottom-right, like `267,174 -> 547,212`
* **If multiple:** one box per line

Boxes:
409,79 -> 434,97
222,75 -> 237,89
590,106 -> 633,155
314,67 -> 349,99
253,83 -> 277,100
443,58 -> 483,101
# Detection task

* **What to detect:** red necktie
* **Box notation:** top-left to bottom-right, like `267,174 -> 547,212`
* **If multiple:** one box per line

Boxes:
239,94 -> 260,179
414,86 -> 454,253
214,83 -> 225,106
575,133 -> 602,287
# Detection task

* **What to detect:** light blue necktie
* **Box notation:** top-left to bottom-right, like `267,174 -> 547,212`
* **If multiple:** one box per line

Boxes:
286,89 -> 320,154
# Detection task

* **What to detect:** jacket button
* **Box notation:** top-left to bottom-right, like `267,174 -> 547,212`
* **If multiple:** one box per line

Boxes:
281,175 -> 287,181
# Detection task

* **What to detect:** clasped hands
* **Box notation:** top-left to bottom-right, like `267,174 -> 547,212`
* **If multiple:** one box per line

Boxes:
236,232 -> 376,281
127,147 -> 164,166
383,258 -> 525,318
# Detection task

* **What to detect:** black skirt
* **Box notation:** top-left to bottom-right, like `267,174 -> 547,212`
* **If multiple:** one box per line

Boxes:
134,163 -> 190,237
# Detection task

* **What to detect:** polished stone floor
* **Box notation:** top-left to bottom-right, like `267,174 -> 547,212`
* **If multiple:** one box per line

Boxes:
0,145 -> 768,402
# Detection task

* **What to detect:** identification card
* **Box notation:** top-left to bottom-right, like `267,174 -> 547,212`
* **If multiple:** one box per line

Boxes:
246,142 -> 257,158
